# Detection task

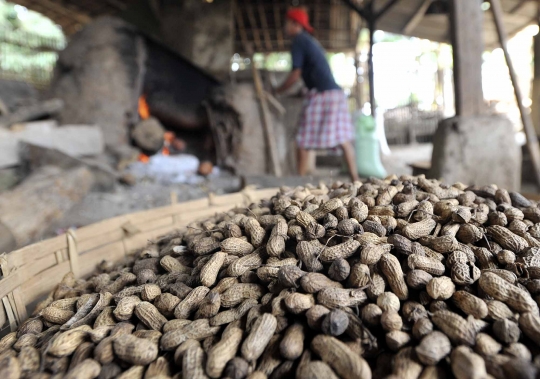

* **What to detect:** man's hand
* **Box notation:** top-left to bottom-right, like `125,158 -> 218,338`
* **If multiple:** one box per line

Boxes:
275,68 -> 302,95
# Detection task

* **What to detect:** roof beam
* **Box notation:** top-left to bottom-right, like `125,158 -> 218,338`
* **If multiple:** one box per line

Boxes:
402,0 -> 431,35
18,0 -> 92,25
234,0 -> 251,54
342,0 -> 400,21
246,4 -> 263,52
341,0 -> 367,19
510,0 -> 529,14
105,0 -> 128,11
374,0 -> 401,20
273,3 -> 285,50
257,1 -> 273,51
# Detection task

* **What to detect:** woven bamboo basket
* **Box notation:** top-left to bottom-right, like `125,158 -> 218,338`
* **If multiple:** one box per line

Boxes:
0,187 -> 279,333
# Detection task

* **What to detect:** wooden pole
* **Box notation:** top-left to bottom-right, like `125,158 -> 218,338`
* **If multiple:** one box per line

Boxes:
490,0 -> 540,187
402,0 -> 431,35
368,18 -> 376,117
251,63 -> 283,177
355,50 -> 362,110
354,19 -> 364,110
531,0 -> 540,134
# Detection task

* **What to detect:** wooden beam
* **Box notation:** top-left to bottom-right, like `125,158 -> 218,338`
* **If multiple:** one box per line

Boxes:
246,4 -> 263,52
531,0 -> 540,134
510,0 -> 529,13
273,3 -> 285,50
341,0 -> 368,19
449,0 -> 484,117
402,0 -> 431,34
105,0 -> 128,11
32,0 -> 91,24
367,0 -> 376,116
490,0 -> 540,188
315,0 -> 321,34
374,0 -> 401,20
252,64 -> 282,177
257,2 -> 273,51
354,19 -> 364,109
234,0 -> 251,54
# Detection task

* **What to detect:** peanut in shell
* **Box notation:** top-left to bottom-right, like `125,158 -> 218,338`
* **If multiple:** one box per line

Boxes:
300,272 -> 342,293
379,253 -> 409,300
134,301 -> 167,331
479,272 -> 538,313
431,310 -> 476,346
402,218 -> 436,240
311,335 -> 371,379
280,323 -> 305,360
426,277 -> 455,300
317,287 -> 367,309
407,254 -> 445,276
328,258 -> 350,281
319,239 -> 361,263
175,286 -> 210,319
206,322 -> 243,378
453,291 -> 488,319
241,313 -> 277,362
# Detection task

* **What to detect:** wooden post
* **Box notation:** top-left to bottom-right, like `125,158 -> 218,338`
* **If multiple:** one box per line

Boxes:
402,0 -> 431,35
355,50 -> 363,110
531,0 -> 540,134
252,64 -> 283,177
490,0 -> 540,187
449,0 -> 484,117
367,19 -> 376,117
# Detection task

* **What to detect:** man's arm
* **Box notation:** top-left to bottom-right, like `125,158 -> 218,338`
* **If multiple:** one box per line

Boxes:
275,68 -> 302,94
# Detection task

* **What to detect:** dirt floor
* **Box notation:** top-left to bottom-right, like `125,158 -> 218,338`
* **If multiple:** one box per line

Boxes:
381,143 -> 432,177
46,172 -> 242,235
44,143 -> 433,237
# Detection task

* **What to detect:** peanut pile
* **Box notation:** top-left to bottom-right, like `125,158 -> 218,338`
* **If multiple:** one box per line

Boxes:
4,175 -> 540,378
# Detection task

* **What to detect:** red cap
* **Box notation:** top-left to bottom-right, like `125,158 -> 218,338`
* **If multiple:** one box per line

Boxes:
286,8 -> 314,34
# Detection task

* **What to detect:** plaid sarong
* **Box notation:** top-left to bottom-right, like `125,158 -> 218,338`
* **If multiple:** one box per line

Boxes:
296,89 -> 354,149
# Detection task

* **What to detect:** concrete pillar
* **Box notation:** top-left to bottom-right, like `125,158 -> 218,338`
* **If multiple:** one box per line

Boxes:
449,0 -> 484,116
428,1 -> 523,189
429,116 -> 521,190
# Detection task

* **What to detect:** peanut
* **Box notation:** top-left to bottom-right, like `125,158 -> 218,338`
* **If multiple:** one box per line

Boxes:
311,335 -> 371,379
241,313 -> 277,361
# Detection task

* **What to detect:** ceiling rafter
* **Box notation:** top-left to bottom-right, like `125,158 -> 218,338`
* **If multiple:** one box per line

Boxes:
402,0 -> 431,34
12,0 -> 136,35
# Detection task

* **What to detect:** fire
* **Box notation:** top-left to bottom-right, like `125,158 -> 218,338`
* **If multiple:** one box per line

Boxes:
138,153 -> 149,163
138,95 -> 150,120
164,132 -> 175,143
162,131 -> 175,156
136,98 -> 176,161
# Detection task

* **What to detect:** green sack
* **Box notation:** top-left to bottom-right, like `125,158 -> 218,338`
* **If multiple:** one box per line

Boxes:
354,114 -> 387,179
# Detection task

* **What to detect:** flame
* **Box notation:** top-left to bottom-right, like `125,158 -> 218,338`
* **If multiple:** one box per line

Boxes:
138,95 -> 150,120
162,131 -> 174,156
138,153 -> 149,163
164,132 -> 175,143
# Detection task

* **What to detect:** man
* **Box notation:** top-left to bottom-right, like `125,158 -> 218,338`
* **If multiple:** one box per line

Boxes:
275,7 -> 359,182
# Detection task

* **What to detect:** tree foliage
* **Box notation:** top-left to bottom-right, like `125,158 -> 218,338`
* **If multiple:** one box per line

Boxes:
0,0 -> 66,87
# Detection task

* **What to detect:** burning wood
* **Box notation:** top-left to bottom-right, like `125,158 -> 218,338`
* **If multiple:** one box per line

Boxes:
138,95 -> 151,120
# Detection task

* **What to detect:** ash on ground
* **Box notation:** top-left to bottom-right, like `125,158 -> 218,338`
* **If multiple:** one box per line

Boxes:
47,171 -> 241,236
